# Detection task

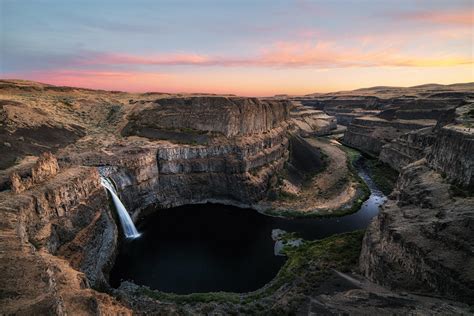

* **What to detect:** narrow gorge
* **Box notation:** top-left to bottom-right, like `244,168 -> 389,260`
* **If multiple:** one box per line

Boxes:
0,80 -> 472,314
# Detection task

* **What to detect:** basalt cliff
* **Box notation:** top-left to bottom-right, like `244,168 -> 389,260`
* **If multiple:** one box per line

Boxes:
0,80 -> 325,314
0,80 -> 473,314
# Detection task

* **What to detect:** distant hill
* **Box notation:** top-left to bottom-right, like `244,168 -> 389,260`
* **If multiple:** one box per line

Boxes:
305,82 -> 474,98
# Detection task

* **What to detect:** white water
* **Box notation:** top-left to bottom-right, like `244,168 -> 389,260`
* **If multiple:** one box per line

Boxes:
100,177 -> 141,239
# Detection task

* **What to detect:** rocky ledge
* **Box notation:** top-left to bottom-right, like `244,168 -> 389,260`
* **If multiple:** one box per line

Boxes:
289,101 -> 337,136
123,96 -> 291,137
0,153 -> 128,314
360,157 -> 474,304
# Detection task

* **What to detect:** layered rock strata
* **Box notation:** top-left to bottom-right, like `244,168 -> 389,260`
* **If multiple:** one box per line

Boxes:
343,116 -> 435,156
10,152 -> 59,193
123,96 -> 291,137
292,85 -> 473,157
428,126 -> 473,188
360,124 -> 474,304
290,101 -> 337,136
0,159 -> 128,314
379,127 -> 436,171
360,159 -> 474,303
0,91 -> 293,314
97,126 -> 289,216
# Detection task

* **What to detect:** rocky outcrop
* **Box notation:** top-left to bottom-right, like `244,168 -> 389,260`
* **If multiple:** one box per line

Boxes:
428,126 -> 473,188
68,96 -> 292,216
0,100 -> 86,170
379,123 -> 473,189
0,165 -> 128,314
379,127 -> 436,171
358,94 -> 474,304
0,91 -> 282,314
290,102 -> 337,136
10,152 -> 59,193
95,126 -> 289,217
343,116 -> 436,156
360,159 -> 474,303
328,110 -> 380,126
123,96 -> 291,137
297,87 -> 471,158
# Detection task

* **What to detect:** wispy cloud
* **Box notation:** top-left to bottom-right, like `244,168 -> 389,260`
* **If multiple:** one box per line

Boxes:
392,8 -> 473,26
3,1 -> 472,95
74,40 -> 473,69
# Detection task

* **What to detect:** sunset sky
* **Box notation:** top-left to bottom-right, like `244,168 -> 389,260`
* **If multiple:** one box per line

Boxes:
1,0 -> 473,96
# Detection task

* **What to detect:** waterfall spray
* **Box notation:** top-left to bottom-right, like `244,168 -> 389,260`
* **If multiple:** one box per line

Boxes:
100,176 -> 140,239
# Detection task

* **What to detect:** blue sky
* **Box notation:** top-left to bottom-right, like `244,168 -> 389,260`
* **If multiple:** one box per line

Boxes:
1,0 -> 473,95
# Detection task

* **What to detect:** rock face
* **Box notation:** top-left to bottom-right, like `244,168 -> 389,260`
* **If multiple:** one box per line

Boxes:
96,127 -> 289,217
10,152 -> 59,193
123,96 -> 291,137
1,91 -> 294,313
343,116 -> 437,156
377,99 -> 473,177
379,124 -> 473,189
295,85 -> 473,157
0,166 -> 128,314
342,97 -> 470,157
325,85 -> 474,306
360,124 -> 474,304
360,160 -> 474,303
379,127 -> 436,171
290,101 -> 337,136
428,126 -> 473,188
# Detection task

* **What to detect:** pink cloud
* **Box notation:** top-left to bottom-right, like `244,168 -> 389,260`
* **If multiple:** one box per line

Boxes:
85,53 -> 213,66
395,9 -> 474,26
69,39 -> 473,69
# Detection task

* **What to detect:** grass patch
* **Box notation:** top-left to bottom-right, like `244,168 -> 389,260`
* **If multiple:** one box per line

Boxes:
342,146 -> 361,164
342,144 -> 398,196
139,288 -> 241,304
450,184 -> 474,198
29,238 -> 41,250
276,190 -> 299,201
465,108 -> 474,119
365,159 -> 399,195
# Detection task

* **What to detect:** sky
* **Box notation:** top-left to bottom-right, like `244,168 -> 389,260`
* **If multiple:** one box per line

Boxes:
1,0 -> 473,96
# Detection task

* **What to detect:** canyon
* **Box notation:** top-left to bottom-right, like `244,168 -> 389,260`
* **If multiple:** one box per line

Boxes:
0,80 -> 472,314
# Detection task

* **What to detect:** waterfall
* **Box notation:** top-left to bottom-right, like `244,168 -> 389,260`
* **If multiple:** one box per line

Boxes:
100,177 -> 141,239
